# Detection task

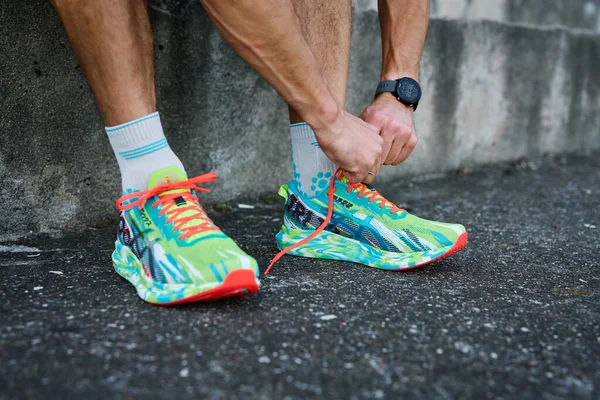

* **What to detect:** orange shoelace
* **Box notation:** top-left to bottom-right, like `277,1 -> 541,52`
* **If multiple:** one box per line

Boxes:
345,182 -> 403,214
264,168 -> 404,275
116,172 -> 220,240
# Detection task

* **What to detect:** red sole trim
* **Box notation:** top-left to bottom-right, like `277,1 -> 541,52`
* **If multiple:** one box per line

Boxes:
153,269 -> 260,306
396,231 -> 468,271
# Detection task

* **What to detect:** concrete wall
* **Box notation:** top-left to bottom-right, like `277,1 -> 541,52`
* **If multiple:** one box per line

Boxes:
1,0 -> 600,234
358,0 -> 600,31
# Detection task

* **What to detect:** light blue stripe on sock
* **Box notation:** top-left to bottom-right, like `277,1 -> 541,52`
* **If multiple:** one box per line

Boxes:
106,112 -> 160,133
119,138 -> 167,157
119,138 -> 168,160
120,137 -> 167,156
122,143 -> 168,160
120,142 -> 168,160
289,122 -> 309,128
122,142 -> 168,160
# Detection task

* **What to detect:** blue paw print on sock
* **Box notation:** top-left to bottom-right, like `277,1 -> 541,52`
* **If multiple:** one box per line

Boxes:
292,160 -> 310,196
292,163 -> 302,185
310,172 -> 333,193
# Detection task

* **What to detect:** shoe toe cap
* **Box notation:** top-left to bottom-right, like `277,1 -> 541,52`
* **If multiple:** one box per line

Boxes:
222,250 -> 259,276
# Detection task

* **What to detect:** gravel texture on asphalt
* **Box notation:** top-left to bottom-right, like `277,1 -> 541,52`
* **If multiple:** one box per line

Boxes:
1,154 -> 599,399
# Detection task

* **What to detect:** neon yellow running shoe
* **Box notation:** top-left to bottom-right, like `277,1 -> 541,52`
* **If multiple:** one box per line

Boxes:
112,166 -> 260,305
267,170 -> 467,273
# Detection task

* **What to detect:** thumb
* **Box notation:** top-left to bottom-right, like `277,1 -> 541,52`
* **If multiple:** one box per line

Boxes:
358,107 -> 371,121
342,169 -> 363,184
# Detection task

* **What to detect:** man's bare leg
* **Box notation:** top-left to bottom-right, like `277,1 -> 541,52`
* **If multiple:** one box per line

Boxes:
288,0 -> 352,196
52,0 -> 260,303
289,0 -> 352,122
200,0 -> 383,184
200,1 -> 466,274
51,0 -> 156,126
52,0 -> 186,192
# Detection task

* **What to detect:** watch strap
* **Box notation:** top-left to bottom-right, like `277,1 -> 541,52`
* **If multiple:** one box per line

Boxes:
375,80 -> 397,96
375,78 -> 420,111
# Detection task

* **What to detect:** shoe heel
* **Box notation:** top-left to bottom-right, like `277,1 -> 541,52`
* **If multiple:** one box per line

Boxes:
112,240 -> 143,279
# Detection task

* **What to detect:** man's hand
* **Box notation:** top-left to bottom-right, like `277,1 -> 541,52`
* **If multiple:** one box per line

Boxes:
359,93 -> 417,166
312,110 -> 384,185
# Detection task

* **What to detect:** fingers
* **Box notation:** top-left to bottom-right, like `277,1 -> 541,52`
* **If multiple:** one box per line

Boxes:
325,110 -> 387,185
346,153 -> 383,184
362,160 -> 381,184
392,135 -> 417,165
366,112 -> 415,166
362,170 -> 378,185
358,133 -> 415,184
385,139 -> 403,166
363,144 -> 384,184
343,170 -> 364,184
344,136 -> 384,184
379,131 -> 395,166
359,115 -> 387,182
380,121 -> 416,164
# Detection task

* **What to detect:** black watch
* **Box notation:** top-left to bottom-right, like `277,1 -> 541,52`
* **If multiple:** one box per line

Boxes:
375,77 -> 421,111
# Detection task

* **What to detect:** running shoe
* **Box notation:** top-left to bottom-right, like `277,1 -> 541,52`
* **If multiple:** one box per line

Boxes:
112,166 -> 260,305
267,170 -> 467,273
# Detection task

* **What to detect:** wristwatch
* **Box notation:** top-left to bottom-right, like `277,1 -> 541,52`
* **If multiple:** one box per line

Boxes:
375,77 -> 421,111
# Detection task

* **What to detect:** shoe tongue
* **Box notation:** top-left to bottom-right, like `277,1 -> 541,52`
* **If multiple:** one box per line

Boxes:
336,170 -> 375,191
335,170 -> 399,212
335,170 -> 350,183
147,166 -> 188,190
147,166 -> 214,237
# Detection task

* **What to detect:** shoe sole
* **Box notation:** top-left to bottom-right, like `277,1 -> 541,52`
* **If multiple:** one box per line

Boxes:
155,269 -> 260,306
276,226 -> 468,271
112,241 -> 260,305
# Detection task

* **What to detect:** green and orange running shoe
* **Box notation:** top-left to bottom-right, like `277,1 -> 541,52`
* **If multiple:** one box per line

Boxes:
113,166 -> 260,305
266,169 -> 467,274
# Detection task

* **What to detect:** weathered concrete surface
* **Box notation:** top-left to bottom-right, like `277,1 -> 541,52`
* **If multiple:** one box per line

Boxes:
359,0 -> 600,32
1,153 -> 599,399
1,0 -> 600,234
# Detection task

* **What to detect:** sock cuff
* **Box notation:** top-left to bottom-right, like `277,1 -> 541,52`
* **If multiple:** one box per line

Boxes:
290,122 -> 318,143
105,112 -> 165,150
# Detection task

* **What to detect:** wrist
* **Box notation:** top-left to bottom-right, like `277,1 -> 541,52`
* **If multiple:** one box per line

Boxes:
375,76 -> 421,112
294,86 -> 343,136
380,66 -> 420,82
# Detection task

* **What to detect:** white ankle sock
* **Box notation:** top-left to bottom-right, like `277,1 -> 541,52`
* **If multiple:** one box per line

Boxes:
290,122 -> 337,197
106,112 -> 186,192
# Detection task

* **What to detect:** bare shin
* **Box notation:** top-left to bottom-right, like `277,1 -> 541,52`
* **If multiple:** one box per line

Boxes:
52,0 -> 156,126
289,0 -> 352,124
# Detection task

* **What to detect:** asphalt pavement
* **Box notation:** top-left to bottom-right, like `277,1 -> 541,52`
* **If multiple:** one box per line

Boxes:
1,154 -> 599,399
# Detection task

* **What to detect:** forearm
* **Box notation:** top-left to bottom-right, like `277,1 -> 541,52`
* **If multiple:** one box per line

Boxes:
201,0 -> 341,131
378,0 -> 430,80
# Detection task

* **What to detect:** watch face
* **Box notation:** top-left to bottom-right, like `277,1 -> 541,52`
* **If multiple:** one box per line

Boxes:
396,78 -> 422,104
